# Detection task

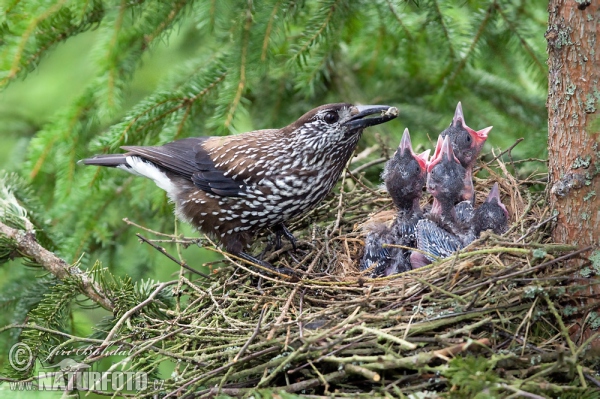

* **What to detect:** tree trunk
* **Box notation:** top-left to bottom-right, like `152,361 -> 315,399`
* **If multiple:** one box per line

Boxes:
547,0 -> 599,344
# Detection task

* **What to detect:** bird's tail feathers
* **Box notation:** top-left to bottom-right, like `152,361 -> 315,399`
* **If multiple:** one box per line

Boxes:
78,154 -> 128,167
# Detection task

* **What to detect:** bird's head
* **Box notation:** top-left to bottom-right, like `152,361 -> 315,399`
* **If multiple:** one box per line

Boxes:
473,183 -> 509,235
383,128 -> 429,210
427,136 -> 466,204
286,103 -> 398,151
485,182 -> 509,219
396,128 -> 430,172
442,101 -> 493,168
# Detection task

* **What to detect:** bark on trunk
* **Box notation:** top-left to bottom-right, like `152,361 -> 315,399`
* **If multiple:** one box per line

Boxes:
547,0 -> 599,344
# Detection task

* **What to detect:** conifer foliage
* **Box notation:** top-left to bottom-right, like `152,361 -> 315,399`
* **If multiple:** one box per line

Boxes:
0,0 -> 549,395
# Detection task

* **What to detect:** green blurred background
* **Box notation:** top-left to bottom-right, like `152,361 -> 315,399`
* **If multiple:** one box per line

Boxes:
0,1 -> 550,392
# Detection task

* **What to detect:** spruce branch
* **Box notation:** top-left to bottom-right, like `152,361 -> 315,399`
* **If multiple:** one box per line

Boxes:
0,221 -> 113,311
1,0 -> 105,88
224,0 -> 253,128
443,1 -> 495,88
431,0 -> 456,61
494,2 -> 546,75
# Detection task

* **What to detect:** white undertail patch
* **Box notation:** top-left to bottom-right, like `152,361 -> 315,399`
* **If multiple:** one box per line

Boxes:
120,156 -> 177,199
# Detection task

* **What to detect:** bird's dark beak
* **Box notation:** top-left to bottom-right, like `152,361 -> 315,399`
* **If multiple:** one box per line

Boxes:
487,182 -> 509,218
398,128 -> 413,156
345,105 -> 398,129
452,101 -> 464,127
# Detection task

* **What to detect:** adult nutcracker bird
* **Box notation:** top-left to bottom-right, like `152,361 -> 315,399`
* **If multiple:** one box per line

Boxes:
81,103 -> 398,269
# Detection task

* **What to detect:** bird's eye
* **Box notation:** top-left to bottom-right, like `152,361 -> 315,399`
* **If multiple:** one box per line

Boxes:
324,112 -> 339,124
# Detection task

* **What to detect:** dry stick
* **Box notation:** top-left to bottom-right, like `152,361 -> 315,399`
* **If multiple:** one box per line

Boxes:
345,168 -> 381,196
584,373 -> 600,389
308,360 -> 331,392
322,338 -> 490,370
516,297 -> 539,356
0,221 -> 113,310
332,166 -> 349,236
233,304 -> 268,362
123,217 -> 180,238
478,137 -> 524,171
203,240 -> 299,283
286,341 -> 356,375
350,157 -> 387,175
403,296 -> 424,340
504,190 -> 534,236
575,331 -> 600,358
136,233 -> 210,279
257,306 -> 362,389
412,277 -> 468,304
498,383 -> 546,399
345,364 -> 381,382
1,323 -> 105,344
438,317 -> 493,339
298,288 -> 306,339
353,325 -> 416,350
516,213 -> 558,242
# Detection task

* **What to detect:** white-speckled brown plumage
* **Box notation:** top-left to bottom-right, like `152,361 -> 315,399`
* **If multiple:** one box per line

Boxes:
81,103 -> 398,259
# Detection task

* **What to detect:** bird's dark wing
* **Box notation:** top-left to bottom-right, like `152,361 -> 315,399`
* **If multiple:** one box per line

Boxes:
191,170 -> 247,197
416,219 -> 463,261
122,137 -> 248,197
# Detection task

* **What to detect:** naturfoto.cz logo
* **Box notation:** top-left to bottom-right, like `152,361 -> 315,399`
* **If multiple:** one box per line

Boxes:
6,342 -> 163,393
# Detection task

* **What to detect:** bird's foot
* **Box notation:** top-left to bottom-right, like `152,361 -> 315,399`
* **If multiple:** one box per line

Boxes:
273,223 -> 298,251
237,251 -> 300,281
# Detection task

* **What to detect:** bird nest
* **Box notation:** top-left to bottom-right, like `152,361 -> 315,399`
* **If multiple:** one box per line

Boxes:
126,142 -> 600,398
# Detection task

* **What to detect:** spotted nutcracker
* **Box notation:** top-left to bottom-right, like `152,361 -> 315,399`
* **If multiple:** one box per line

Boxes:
81,103 -> 398,269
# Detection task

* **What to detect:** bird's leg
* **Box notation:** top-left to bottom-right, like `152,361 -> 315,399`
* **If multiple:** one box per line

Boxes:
237,251 -> 300,280
273,223 -> 297,251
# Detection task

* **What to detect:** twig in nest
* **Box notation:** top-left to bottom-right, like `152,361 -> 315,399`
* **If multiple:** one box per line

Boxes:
266,247 -> 325,340
477,137 -> 524,171
123,218 -> 177,238
516,213 -> 557,242
345,168 -> 381,196
584,373 -> 600,389
233,304 -> 268,362
350,157 -> 387,175
136,233 -> 211,279
331,166 -> 349,236
498,383 -> 546,399
345,364 -> 380,382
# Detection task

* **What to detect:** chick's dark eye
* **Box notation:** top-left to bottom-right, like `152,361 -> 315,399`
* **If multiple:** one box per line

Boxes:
324,112 -> 339,124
